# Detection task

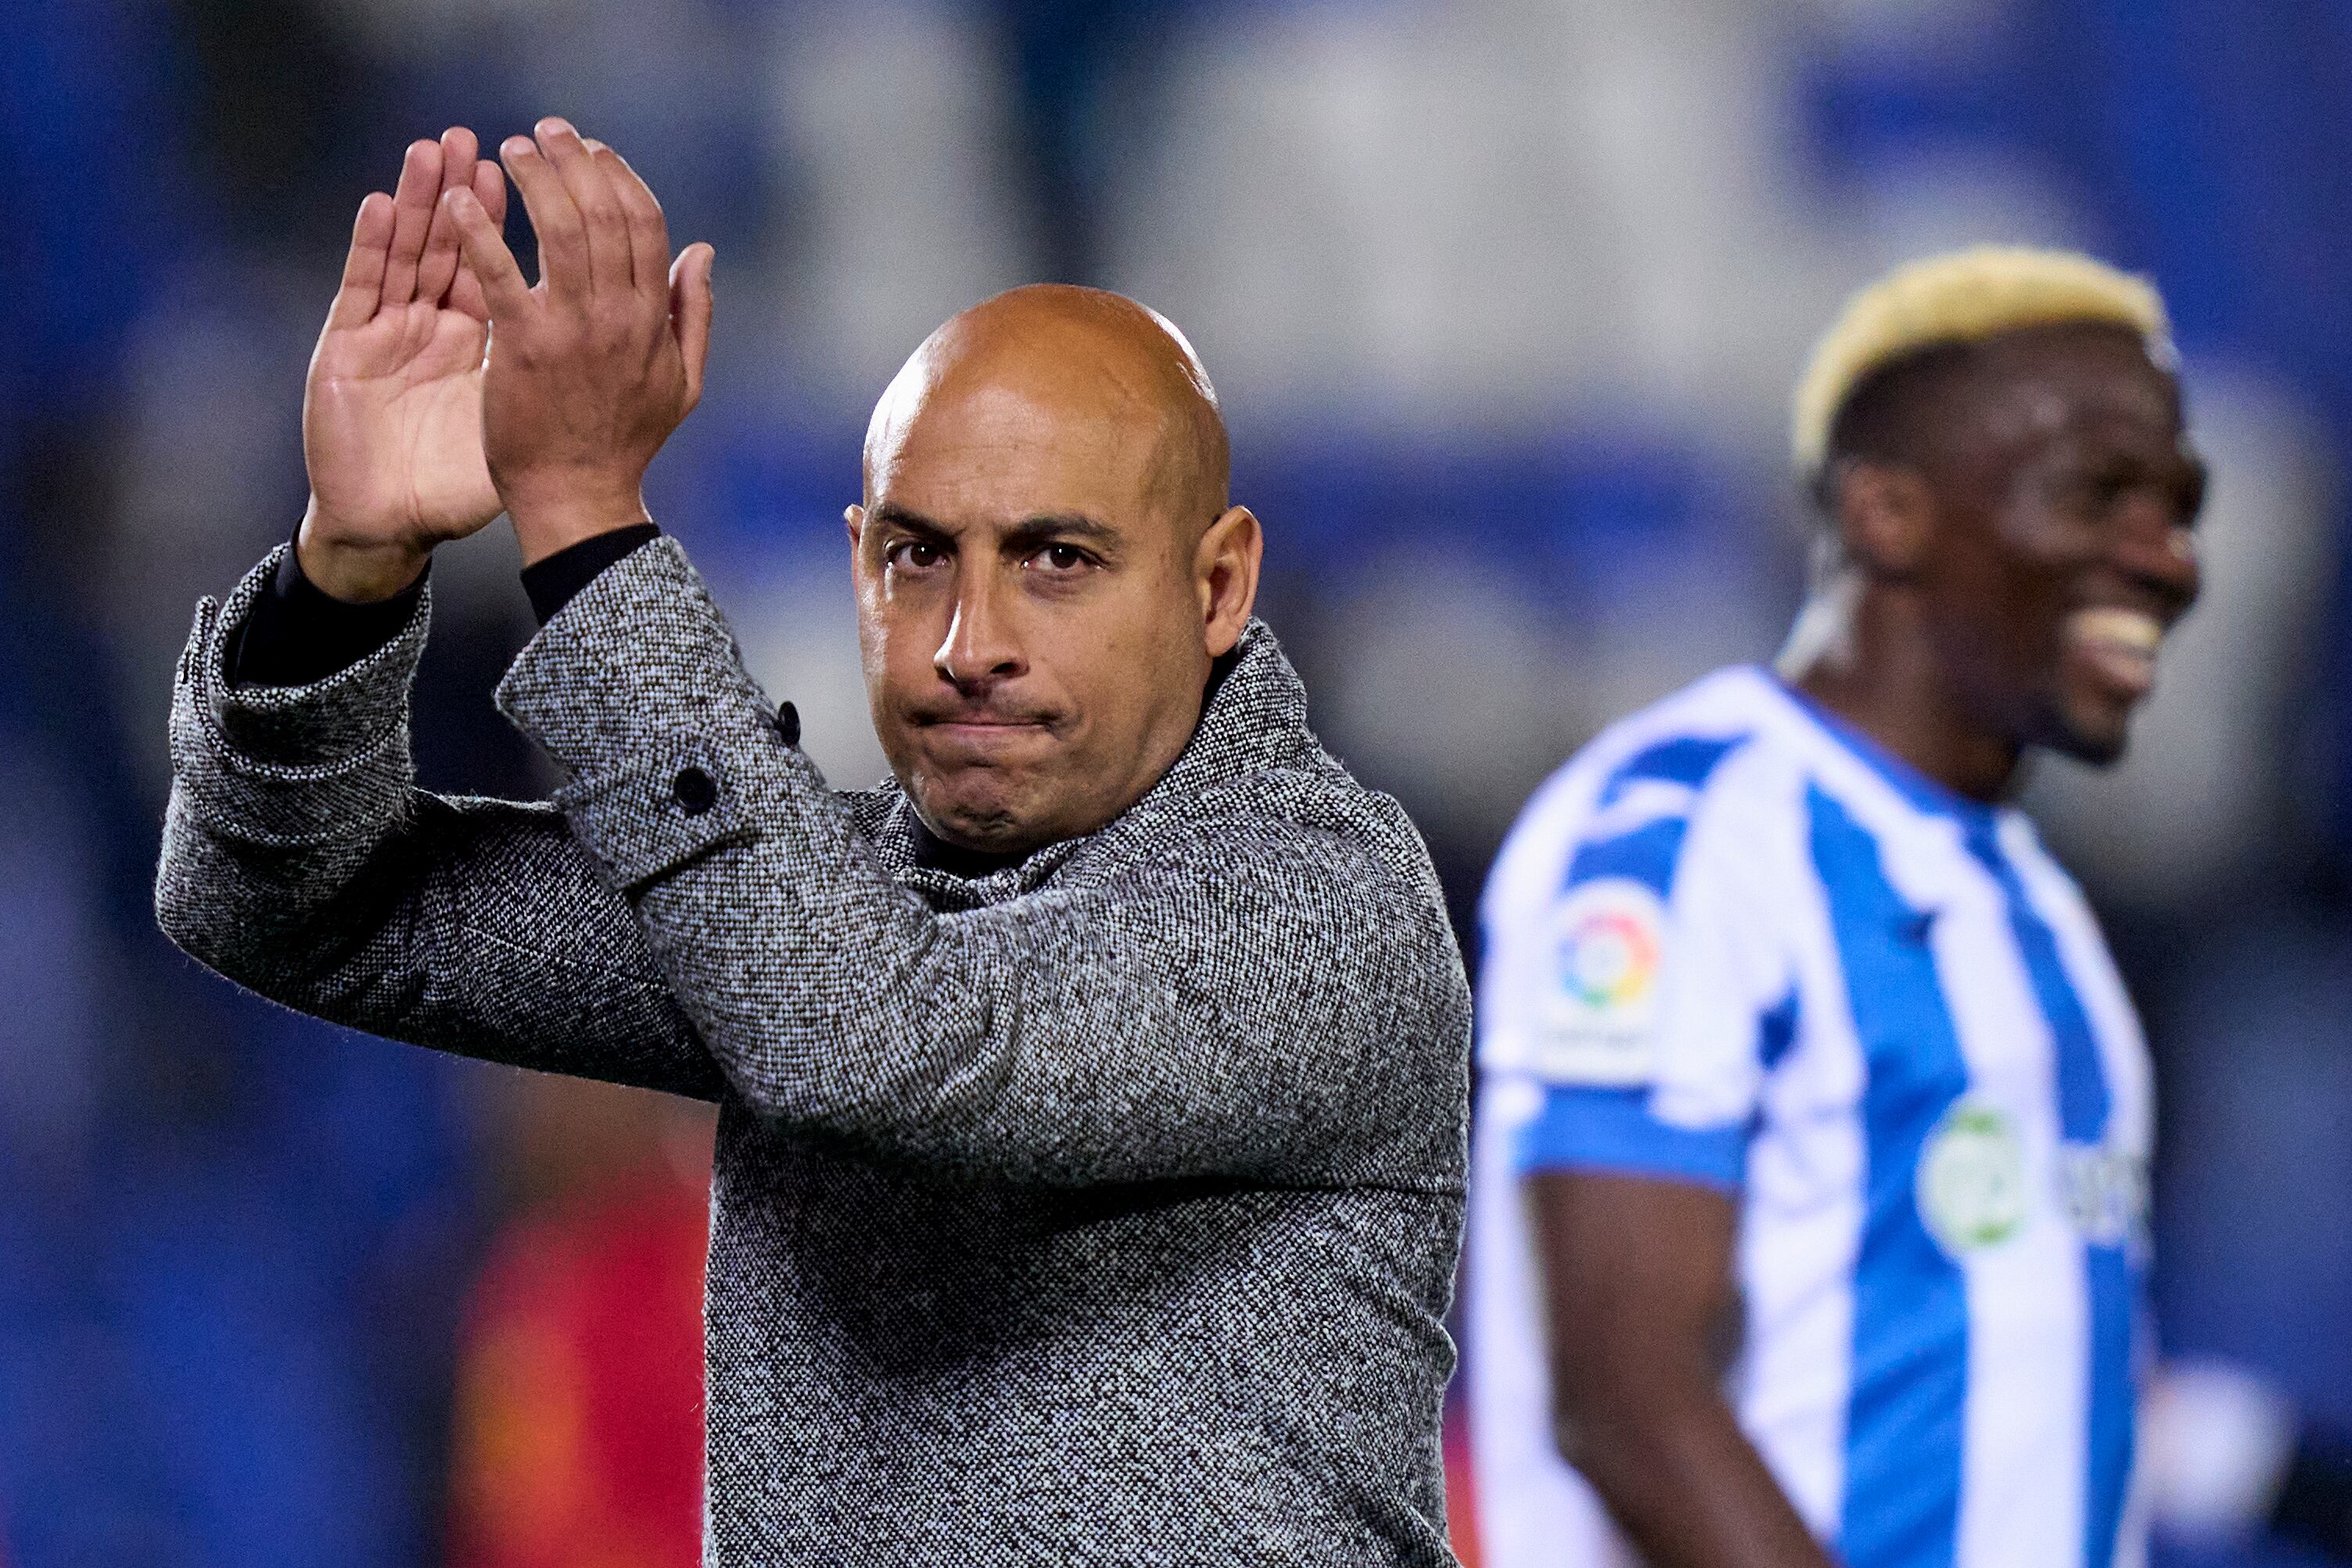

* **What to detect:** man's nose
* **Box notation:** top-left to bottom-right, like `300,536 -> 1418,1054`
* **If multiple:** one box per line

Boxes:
2117,495 -> 2201,614
934,576 -> 1025,689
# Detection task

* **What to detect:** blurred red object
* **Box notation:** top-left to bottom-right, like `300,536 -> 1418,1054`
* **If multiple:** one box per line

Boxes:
447,1163 -> 709,1568
1445,1390 -> 1483,1568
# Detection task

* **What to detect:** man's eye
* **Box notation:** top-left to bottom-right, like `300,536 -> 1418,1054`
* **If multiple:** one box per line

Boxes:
2057,467 -> 2131,515
889,540 -> 943,569
2175,470 -> 2209,526
1032,544 -> 1091,572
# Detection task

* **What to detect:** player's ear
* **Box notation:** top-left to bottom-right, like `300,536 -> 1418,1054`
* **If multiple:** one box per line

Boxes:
1831,460 -> 1935,579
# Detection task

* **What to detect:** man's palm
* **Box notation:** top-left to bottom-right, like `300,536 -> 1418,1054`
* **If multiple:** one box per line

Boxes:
303,131 -> 510,572
307,295 -> 497,545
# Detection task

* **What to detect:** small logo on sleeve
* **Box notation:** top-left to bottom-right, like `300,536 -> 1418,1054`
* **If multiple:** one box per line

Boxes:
1916,1099 -> 2028,1256
1532,878 -> 1668,1085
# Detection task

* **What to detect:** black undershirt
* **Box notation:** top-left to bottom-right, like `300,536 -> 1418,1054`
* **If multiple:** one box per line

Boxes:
232,524 -> 660,687
908,823 -> 1026,879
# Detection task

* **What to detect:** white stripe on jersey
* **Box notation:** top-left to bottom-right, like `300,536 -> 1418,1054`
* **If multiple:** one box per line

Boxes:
1467,665 -> 2153,1568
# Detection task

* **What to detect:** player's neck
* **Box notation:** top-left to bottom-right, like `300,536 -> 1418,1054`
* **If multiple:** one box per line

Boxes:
1778,583 -> 2023,805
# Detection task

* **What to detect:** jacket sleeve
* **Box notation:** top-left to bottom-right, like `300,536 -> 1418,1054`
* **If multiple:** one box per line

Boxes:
495,536 -> 1463,1187
154,547 -> 726,1101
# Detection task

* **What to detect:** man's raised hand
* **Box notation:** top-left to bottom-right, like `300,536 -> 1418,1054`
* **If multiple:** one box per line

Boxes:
300,127 -> 509,602
442,118 -> 716,566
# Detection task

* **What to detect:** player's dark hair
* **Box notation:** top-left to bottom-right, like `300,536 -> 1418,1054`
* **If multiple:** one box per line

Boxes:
1809,338 -> 1982,521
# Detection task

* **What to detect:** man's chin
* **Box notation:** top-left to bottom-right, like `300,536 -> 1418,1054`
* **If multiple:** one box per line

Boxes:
2042,702 -> 2134,769
910,776 -> 1049,857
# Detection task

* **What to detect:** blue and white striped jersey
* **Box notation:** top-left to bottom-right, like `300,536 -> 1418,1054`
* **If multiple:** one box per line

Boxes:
1466,664 -> 2153,1568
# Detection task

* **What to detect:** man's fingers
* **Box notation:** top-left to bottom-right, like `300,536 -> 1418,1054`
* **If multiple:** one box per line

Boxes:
444,160 -> 509,322
446,263 -> 488,325
444,150 -> 508,321
535,118 -> 632,296
501,132 -> 587,304
415,126 -> 481,307
380,138 -> 443,308
598,144 -> 673,307
325,191 -> 397,330
444,187 -> 535,323
670,242 -> 716,410
474,154 -> 508,231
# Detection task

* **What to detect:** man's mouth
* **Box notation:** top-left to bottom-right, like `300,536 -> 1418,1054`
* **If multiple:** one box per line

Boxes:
921,713 -> 1054,731
2063,607 -> 2165,699
915,712 -> 1059,753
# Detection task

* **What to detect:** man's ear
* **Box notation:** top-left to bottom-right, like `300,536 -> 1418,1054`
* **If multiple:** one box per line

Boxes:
1195,506 -> 1263,658
844,504 -> 865,549
1831,461 -> 1936,579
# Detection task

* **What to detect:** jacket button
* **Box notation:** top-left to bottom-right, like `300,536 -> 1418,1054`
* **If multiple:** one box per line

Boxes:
774,701 -> 801,748
673,766 -> 718,816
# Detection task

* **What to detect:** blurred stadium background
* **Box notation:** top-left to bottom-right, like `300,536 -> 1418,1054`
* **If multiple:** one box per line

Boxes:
2,0 -> 2347,1563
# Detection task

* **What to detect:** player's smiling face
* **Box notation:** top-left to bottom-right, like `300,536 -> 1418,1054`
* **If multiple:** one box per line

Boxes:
1923,323 -> 2205,766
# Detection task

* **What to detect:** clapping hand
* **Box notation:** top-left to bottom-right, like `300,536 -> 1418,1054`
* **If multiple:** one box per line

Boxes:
300,128 -> 508,602
441,117 -> 716,567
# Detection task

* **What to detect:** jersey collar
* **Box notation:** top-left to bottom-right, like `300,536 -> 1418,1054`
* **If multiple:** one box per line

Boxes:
1751,666 -> 2003,829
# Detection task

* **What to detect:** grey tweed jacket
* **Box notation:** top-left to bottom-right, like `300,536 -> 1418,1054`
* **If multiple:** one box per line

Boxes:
156,536 -> 1472,1566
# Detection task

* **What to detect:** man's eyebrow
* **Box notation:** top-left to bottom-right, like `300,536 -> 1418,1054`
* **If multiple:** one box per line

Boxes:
867,503 -> 951,540
1001,514 -> 1122,551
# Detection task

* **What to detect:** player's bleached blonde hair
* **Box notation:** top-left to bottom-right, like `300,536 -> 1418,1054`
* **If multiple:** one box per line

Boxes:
1791,246 -> 2172,483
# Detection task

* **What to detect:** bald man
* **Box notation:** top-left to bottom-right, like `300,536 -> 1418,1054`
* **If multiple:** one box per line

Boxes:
154,125 -> 1470,1565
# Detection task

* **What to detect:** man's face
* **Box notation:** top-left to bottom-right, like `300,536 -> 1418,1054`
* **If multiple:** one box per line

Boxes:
848,378 -> 1231,856
1920,324 -> 2205,766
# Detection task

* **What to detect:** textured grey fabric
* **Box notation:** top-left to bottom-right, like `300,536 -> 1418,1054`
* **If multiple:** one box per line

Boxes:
157,536 -> 1472,1566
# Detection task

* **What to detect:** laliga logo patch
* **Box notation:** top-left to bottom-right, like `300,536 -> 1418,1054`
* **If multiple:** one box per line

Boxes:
1916,1099 -> 2027,1257
1535,878 -> 1668,1085
1563,904 -> 1661,1010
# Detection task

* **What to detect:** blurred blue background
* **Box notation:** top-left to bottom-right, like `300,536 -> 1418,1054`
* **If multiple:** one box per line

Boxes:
2,1 -> 2346,1563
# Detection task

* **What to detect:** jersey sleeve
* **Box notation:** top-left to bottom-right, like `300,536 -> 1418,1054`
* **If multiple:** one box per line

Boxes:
1478,737 -> 1793,1189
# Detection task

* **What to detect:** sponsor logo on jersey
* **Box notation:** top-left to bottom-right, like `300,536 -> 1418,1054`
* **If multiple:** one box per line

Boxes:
1917,1098 -> 2028,1256
2059,1142 -> 2149,1251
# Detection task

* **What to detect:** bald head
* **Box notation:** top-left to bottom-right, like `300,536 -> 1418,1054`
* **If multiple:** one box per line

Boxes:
845,285 -> 1262,857
865,284 -> 1230,540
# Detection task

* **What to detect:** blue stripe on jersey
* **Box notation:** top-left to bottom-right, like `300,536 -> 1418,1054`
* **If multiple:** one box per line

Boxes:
1960,826 -> 2109,1141
1964,823 -> 2133,1568
2079,1245 -> 2135,1567
1596,734 -> 1747,806
1512,1087 -> 1749,1188
1563,735 -> 1751,896
1757,989 -> 1800,1071
1810,786 -> 1970,1568
1562,815 -> 1689,895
